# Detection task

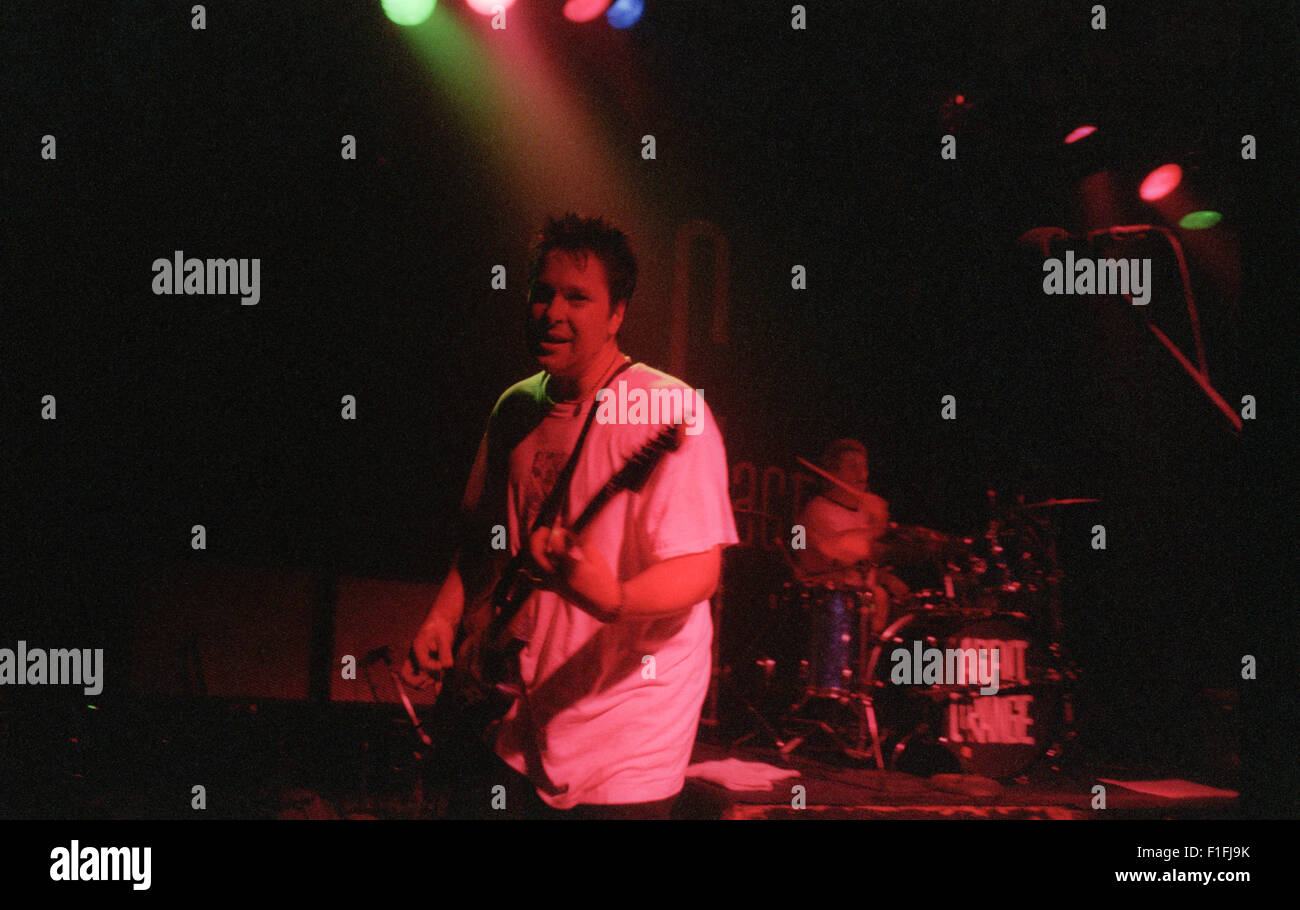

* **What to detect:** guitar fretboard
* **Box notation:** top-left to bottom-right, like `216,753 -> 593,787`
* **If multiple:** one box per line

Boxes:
570,425 -> 680,534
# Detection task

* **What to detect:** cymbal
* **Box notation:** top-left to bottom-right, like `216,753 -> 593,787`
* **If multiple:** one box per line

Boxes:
1023,497 -> 1099,508
877,524 -> 968,564
883,524 -> 964,546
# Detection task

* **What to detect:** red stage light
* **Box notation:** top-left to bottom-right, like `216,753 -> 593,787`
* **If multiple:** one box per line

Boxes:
563,0 -> 612,22
1064,125 -> 1096,144
954,94 -> 965,105
1140,163 -> 1182,201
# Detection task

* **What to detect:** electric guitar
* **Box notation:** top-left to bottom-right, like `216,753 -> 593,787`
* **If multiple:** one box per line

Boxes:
443,423 -> 685,725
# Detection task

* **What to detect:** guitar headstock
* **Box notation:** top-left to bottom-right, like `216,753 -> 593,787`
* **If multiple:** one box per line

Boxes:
616,424 -> 684,493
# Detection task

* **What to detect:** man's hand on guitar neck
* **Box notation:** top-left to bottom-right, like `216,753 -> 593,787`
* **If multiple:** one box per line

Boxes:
529,519 -> 721,622
529,522 -> 622,621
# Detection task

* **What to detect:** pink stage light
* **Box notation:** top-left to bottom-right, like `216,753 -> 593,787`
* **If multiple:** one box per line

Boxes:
563,0 -> 612,23
466,0 -> 517,14
1139,163 -> 1183,201
1064,125 -> 1097,144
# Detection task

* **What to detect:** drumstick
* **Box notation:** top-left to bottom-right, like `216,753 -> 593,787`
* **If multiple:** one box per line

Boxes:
796,455 -> 869,502
797,457 -> 887,558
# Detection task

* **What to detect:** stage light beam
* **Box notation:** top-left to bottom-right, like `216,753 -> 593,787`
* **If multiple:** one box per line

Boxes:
382,0 -> 436,27
1140,163 -> 1183,201
466,0 -> 516,14
606,0 -> 644,29
564,0 -> 612,23
1178,210 -> 1223,230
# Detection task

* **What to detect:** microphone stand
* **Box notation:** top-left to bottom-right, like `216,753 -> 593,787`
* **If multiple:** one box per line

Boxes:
1020,225 -> 1241,434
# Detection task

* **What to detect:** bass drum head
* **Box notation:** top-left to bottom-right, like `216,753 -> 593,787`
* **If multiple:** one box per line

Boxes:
867,610 -> 1064,779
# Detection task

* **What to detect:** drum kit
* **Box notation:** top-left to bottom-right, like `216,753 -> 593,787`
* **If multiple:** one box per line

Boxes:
722,490 -> 1089,780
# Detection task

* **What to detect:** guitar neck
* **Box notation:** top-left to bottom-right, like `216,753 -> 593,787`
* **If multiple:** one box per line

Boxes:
481,425 -> 680,662
570,426 -> 678,535
570,482 -> 619,536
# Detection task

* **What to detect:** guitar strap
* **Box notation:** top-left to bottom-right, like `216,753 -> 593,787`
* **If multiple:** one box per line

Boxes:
530,358 -> 634,535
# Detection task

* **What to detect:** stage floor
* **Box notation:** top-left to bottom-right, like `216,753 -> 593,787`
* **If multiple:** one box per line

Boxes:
675,740 -> 1240,821
0,697 -> 1242,820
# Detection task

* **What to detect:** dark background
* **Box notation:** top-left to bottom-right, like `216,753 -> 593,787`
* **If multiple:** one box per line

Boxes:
3,0 -> 1293,814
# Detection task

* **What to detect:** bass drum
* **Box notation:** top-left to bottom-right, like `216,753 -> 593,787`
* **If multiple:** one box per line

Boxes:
864,609 -> 1067,779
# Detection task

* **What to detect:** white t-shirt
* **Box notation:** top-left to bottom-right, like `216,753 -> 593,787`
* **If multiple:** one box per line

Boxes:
465,361 -> 738,807
795,494 -> 876,588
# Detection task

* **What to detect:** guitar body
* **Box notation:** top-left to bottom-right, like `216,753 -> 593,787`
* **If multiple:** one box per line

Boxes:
459,550 -> 538,674
429,423 -> 683,750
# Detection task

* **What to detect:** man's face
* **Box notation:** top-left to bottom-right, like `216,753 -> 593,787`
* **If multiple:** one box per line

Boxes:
833,451 -> 869,491
526,249 -> 625,378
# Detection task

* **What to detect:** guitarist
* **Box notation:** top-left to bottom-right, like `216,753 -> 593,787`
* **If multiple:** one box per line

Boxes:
403,214 -> 738,819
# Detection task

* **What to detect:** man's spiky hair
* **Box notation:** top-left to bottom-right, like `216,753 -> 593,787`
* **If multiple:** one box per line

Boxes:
527,213 -> 638,307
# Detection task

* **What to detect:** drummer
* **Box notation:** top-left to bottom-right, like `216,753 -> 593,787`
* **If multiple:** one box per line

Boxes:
794,439 -> 907,634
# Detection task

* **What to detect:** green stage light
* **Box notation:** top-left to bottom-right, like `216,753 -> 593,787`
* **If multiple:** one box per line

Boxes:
382,0 -> 435,27
1178,211 -> 1222,230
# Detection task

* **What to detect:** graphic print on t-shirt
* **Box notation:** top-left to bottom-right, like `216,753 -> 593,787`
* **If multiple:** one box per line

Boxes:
525,450 -> 568,526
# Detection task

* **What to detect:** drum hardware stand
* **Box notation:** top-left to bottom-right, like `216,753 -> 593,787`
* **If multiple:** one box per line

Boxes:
716,572 -> 800,752
777,689 -> 886,769
890,721 -> 935,772
1020,501 -> 1083,772
727,660 -> 796,753
360,646 -> 434,818
701,594 -> 723,728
